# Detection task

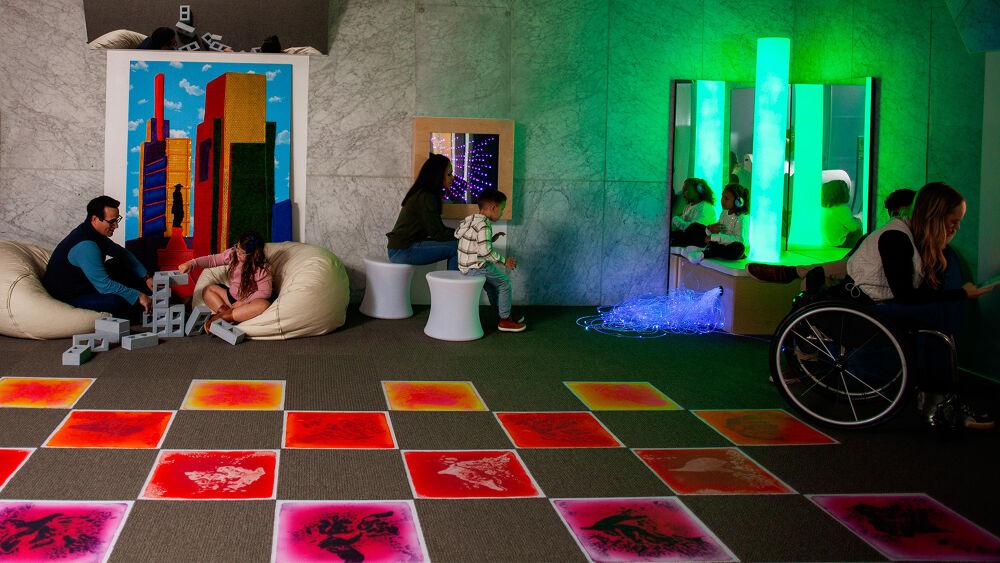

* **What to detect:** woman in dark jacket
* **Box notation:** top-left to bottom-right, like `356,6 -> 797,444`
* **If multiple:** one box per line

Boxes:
386,154 -> 458,270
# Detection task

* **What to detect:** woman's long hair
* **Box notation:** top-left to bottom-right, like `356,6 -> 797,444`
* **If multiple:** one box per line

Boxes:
909,182 -> 964,288
228,232 -> 270,300
401,153 -> 451,208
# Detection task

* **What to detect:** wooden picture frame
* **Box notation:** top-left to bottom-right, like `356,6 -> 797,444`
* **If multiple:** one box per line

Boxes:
412,116 -> 514,220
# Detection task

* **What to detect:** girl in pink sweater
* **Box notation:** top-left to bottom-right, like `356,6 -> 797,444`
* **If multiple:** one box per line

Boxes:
179,232 -> 272,328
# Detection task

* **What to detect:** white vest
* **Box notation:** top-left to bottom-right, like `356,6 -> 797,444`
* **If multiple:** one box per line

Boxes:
846,218 -> 923,302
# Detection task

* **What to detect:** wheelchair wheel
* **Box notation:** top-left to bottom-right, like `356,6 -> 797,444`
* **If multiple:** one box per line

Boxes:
770,301 -> 908,429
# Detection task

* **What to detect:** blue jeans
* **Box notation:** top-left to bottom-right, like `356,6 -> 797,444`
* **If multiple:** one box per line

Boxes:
464,263 -> 511,319
64,257 -> 149,319
875,247 -> 964,392
387,240 -> 458,271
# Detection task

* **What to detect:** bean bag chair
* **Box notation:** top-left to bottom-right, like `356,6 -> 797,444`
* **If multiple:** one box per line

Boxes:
88,29 -> 147,49
0,241 -> 106,339
192,242 -> 349,340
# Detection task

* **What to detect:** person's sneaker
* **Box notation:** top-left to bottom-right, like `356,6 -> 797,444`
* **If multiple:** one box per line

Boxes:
498,317 -> 526,332
687,250 -> 705,264
747,263 -> 800,284
959,402 -> 995,430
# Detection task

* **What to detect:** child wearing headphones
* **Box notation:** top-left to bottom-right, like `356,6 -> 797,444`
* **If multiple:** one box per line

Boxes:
670,178 -> 718,247
683,183 -> 750,264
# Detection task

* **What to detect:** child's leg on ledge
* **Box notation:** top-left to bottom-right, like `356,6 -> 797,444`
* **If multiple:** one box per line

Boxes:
202,284 -> 230,313
231,298 -> 270,322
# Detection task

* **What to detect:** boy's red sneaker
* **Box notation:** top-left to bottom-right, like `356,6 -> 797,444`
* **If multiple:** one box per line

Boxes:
498,317 -> 526,332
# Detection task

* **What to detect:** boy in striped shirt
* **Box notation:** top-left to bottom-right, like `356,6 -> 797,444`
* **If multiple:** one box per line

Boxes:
455,191 -> 525,332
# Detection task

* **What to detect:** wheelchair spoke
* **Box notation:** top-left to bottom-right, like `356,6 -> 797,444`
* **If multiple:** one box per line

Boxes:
839,371 -> 859,421
790,329 -> 838,363
798,366 -> 835,398
841,367 -> 898,404
804,320 -> 838,361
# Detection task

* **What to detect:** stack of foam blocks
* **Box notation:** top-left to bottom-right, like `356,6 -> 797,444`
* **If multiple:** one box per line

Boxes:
62,270 -> 246,365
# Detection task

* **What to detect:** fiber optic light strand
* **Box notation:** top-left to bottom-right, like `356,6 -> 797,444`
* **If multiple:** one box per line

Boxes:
577,288 -> 724,338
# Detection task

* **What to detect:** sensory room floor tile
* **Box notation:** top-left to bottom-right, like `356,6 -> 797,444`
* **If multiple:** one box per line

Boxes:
564,381 -> 682,411
633,447 -> 796,495
0,448 -> 33,492
283,411 -> 396,449
809,493 -> 1000,561
43,410 -> 174,449
139,449 -> 279,500
402,449 -> 543,499
495,411 -> 623,448
382,381 -> 488,411
181,379 -> 285,410
692,409 -> 838,446
0,377 -> 94,408
0,500 -> 132,562
551,497 -> 737,562
272,500 -> 429,562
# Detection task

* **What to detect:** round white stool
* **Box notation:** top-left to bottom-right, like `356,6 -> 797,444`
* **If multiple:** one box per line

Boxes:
360,256 -> 416,319
424,271 -> 487,341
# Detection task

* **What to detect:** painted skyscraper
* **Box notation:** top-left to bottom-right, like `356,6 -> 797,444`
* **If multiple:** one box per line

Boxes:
138,73 -> 192,238
193,72 -> 276,256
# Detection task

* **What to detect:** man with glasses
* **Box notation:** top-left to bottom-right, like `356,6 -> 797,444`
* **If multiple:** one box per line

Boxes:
42,196 -> 153,318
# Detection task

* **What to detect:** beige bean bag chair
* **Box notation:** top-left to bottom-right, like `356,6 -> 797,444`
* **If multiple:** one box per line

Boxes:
88,29 -> 147,49
192,242 -> 349,340
0,241 -> 107,339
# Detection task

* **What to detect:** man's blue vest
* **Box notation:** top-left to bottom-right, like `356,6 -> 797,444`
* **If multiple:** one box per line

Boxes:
42,222 -> 116,300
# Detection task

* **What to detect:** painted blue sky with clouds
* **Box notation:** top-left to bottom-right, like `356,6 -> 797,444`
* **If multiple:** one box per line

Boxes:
125,59 -> 292,240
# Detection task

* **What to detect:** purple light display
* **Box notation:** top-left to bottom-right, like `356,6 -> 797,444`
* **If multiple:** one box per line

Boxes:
431,132 -> 499,204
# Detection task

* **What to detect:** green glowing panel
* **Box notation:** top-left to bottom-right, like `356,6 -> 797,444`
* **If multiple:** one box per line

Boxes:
788,83 -> 824,248
748,37 -> 790,263
693,80 -> 725,217
862,76 -> 873,233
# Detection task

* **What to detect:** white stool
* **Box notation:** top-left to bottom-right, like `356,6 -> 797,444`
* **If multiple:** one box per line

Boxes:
360,256 -> 416,319
424,271 -> 487,341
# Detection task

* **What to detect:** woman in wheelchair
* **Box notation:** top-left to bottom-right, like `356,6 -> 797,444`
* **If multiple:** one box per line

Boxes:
771,182 -> 994,430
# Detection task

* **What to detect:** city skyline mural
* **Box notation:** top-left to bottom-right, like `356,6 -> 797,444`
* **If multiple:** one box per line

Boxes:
125,59 -> 292,251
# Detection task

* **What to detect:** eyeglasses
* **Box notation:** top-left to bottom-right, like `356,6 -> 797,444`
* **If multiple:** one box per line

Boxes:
101,216 -> 124,226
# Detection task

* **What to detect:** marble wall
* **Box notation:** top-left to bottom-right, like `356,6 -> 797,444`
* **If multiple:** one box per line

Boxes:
0,0 -> 988,306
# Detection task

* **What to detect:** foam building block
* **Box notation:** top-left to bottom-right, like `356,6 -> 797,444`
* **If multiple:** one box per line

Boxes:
178,41 -> 201,51
94,317 -> 129,343
122,332 -> 159,350
142,312 -> 153,328
157,304 -> 186,338
154,270 -> 189,286
62,344 -> 93,365
179,5 -> 191,22
72,333 -> 110,352
175,21 -> 195,36
209,320 -> 245,345
185,305 -> 213,335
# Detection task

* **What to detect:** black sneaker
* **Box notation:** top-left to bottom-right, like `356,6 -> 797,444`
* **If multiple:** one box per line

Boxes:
924,394 -> 961,431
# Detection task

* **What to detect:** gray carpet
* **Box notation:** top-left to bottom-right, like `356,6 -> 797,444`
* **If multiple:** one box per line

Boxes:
0,305 -> 997,562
